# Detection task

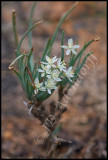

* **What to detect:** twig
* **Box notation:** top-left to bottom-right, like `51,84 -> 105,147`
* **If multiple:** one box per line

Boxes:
47,135 -> 72,158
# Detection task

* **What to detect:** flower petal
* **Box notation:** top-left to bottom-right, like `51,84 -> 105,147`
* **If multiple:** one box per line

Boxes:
40,87 -> 46,91
73,45 -> 80,49
58,58 -> 61,63
34,90 -> 37,94
47,88 -> 51,94
40,82 -> 43,87
62,68 -> 66,72
52,56 -> 57,60
66,49 -> 71,55
41,62 -> 48,65
46,56 -> 49,61
53,58 -> 58,63
38,69 -> 44,73
52,64 -> 56,68
68,66 -> 73,71
41,73 -> 45,77
46,75 -> 51,78
70,75 -> 74,78
46,56 -> 52,63
53,86 -> 57,89
61,45 -> 68,49
71,49 -> 77,55
55,77 -> 62,81
68,38 -> 73,46
41,64 -> 45,70
34,77 -> 39,84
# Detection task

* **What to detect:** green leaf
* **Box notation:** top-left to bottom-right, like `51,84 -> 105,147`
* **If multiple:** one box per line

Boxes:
41,36 -> 52,61
9,54 -> 28,77
27,48 -> 33,72
61,31 -> 64,61
36,91 -> 47,100
28,2 -> 37,50
22,66 -> 34,100
16,20 -> 43,57
15,20 -> 43,70
76,40 -> 94,69
76,52 -> 94,74
20,55 -> 27,74
33,58 -> 40,80
26,79 -> 34,99
24,70 -> 34,99
60,77 -> 69,88
23,67 -> 30,93
33,70 -> 39,82
12,10 -> 18,47
47,47 -> 52,57
10,67 -> 22,82
33,57 -> 39,72
29,84 -> 34,98
66,52 -> 94,90
9,54 -> 27,67
9,66 -> 29,95
28,2 -> 37,71
71,39 -> 94,67
37,89 -> 55,102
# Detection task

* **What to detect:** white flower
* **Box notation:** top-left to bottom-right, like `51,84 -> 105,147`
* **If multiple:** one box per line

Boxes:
41,56 -> 58,68
38,64 -> 50,77
45,79 -> 57,94
34,77 -> 46,94
47,69 -> 61,82
57,58 -> 66,72
64,66 -> 74,82
61,38 -> 80,55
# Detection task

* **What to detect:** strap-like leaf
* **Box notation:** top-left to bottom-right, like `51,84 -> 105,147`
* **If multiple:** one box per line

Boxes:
61,31 -> 64,61
72,39 -> 94,67
15,20 -> 43,70
27,48 -> 34,72
12,10 -> 18,47
9,54 -> 27,68
28,2 -> 37,71
17,20 -> 43,57
41,36 -> 52,61
28,2 -> 37,50
9,67 -> 22,82
76,52 -> 94,74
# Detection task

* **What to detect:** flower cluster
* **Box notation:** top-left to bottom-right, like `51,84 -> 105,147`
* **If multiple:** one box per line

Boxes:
34,38 -> 80,95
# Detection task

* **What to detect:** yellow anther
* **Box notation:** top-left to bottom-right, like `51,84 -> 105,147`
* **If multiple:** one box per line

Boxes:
70,71 -> 74,74
69,44 -> 72,48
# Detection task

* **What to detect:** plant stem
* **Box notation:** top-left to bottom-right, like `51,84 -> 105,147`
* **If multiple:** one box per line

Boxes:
25,66 -> 38,94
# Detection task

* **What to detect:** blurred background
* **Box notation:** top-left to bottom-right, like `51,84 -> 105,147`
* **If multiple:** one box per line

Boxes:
2,1 -> 107,158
